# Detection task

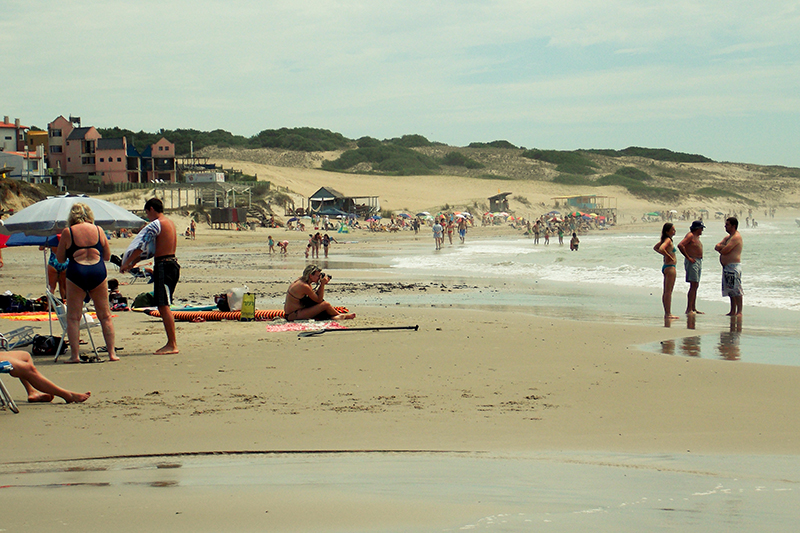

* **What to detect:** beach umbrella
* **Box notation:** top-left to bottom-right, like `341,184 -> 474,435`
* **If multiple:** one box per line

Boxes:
646,212 -> 660,217
416,212 -> 430,217
546,210 -> 560,216
287,217 -> 299,223
0,194 -> 146,237
397,213 -> 411,219
669,209 -> 678,214
569,211 -> 583,217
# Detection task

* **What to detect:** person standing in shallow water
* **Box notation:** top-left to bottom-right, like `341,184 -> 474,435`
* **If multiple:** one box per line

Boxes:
654,222 -> 679,320
715,216 -> 744,317
678,220 -> 705,315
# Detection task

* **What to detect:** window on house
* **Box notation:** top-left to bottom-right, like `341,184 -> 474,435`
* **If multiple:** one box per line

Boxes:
50,146 -> 62,153
50,129 -> 62,137
99,158 -> 104,162
3,136 -> 11,141
117,157 -> 122,162
159,146 -> 163,151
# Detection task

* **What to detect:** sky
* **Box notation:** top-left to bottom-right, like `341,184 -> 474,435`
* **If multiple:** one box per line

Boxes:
3,0 -> 799,167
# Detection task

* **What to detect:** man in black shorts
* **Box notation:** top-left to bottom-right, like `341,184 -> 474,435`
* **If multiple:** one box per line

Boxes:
121,198 -> 180,354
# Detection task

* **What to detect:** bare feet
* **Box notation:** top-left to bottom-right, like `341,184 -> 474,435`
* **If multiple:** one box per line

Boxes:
154,344 -> 179,355
108,353 -> 120,362
28,392 -> 54,403
65,391 -> 91,403
63,358 -> 81,364
666,314 -> 679,320
332,313 -> 356,320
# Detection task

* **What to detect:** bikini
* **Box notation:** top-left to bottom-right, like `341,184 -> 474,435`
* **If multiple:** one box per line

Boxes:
48,250 -> 68,272
662,243 -> 677,272
65,227 -> 107,292
285,287 -> 327,321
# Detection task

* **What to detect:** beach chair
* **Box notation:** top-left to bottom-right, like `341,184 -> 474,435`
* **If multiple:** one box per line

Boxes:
45,290 -> 100,363
0,361 -> 20,414
0,326 -> 36,351
110,254 -> 151,284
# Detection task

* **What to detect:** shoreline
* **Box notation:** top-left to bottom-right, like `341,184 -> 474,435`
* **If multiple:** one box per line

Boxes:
3,222 -> 799,531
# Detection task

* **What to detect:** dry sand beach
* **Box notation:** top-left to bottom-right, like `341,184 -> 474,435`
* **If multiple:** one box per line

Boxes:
2,164 -> 800,531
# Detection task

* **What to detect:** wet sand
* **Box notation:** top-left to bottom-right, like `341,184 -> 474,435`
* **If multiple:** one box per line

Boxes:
2,225 -> 799,531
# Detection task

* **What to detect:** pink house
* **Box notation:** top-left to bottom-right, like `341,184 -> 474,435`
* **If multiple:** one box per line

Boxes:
96,137 -> 129,184
47,115 -> 176,185
46,115 -> 74,175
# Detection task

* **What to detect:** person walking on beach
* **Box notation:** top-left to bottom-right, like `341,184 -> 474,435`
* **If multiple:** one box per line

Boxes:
446,219 -> 455,245
121,198 -> 180,354
654,222 -> 679,320
678,220 -> 705,314
569,232 -> 579,251
715,217 -> 743,316
268,235 -> 275,254
432,220 -> 443,250
322,233 -> 337,258
458,217 -> 467,244
190,219 -> 196,240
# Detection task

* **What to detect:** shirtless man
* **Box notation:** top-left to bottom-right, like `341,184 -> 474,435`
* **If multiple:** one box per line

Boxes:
678,220 -> 705,314
714,217 -> 743,316
121,198 -> 180,354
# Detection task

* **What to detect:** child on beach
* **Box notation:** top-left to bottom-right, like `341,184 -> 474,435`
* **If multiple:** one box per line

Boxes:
570,232 -> 580,251
278,240 -> 289,254
544,228 -> 550,245
268,235 -> 275,254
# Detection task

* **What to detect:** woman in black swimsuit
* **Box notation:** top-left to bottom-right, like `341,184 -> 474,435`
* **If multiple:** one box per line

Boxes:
56,203 -> 118,363
284,264 -> 356,321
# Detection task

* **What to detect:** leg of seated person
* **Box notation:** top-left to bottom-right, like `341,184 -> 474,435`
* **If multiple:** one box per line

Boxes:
88,280 -> 119,361
64,279 -> 86,363
6,351 -> 90,403
290,301 -> 355,321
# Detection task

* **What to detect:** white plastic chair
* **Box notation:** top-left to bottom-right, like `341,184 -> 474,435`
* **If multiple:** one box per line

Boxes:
0,326 -> 36,351
45,290 -> 100,363
0,361 -> 20,413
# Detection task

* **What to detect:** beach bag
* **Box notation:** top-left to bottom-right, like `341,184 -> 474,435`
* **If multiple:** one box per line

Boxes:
132,291 -> 155,309
32,334 -> 67,356
214,293 -> 230,312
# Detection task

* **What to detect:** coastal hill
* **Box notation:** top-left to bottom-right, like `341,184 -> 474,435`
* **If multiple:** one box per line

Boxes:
196,140 -> 800,220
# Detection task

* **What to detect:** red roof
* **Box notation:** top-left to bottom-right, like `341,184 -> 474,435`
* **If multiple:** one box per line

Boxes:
0,121 -> 28,129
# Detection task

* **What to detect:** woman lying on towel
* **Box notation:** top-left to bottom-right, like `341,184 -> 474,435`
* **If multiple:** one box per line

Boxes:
284,264 -> 356,321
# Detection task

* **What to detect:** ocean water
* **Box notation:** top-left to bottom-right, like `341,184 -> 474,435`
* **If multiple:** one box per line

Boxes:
328,216 -> 800,336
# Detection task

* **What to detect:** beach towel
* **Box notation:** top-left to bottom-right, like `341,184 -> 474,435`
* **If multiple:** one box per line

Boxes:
263,322 -> 347,333
0,311 -> 104,322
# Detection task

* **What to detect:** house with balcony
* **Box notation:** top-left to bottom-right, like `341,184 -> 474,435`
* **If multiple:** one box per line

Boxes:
47,115 -> 176,185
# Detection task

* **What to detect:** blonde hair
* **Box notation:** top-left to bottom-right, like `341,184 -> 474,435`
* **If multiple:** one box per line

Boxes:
301,264 -> 320,283
68,202 -> 95,225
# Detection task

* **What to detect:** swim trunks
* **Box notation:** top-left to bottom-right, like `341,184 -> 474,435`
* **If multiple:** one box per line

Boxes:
721,263 -> 743,297
685,257 -> 702,283
48,251 -> 68,273
153,255 -> 180,307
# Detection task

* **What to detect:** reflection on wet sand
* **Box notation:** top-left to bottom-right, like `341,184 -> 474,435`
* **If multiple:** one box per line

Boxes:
641,314 -> 800,366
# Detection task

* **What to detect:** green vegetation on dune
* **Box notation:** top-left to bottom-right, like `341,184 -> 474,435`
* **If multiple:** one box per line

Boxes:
468,140 -> 519,149
584,146 -> 713,163
321,143 -> 439,175
521,149 -> 599,175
